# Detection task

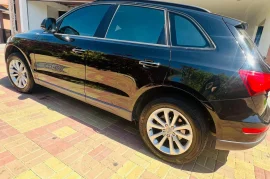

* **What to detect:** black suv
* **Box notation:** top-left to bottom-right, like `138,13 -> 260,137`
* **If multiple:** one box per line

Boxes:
5,0 -> 270,164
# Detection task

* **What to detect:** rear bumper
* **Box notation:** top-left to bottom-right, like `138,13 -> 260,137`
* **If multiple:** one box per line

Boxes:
215,132 -> 267,150
207,96 -> 270,151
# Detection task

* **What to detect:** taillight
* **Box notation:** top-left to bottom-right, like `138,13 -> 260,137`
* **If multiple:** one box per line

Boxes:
242,126 -> 269,134
239,69 -> 270,96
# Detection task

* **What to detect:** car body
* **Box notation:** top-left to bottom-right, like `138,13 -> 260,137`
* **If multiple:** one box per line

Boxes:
5,0 -> 270,163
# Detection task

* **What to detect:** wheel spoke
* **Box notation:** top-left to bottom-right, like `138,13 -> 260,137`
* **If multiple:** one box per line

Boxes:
168,137 -> 176,155
170,112 -> 178,126
10,73 -> 18,77
155,135 -> 167,149
164,109 -> 170,125
153,114 -> 166,127
174,136 -> 185,151
149,122 -> 164,130
15,61 -> 20,71
175,131 -> 192,140
20,64 -> 24,71
9,68 -> 17,73
174,124 -> 191,131
149,131 -> 163,142
11,61 -> 16,70
18,77 -> 23,88
21,76 -> 27,86
15,76 -> 20,86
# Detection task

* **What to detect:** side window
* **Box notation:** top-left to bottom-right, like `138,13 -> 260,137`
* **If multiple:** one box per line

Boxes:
106,5 -> 166,44
58,5 -> 110,36
170,13 -> 209,47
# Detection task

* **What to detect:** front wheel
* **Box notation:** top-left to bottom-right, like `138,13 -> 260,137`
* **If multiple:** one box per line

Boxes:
139,97 -> 208,164
7,53 -> 35,93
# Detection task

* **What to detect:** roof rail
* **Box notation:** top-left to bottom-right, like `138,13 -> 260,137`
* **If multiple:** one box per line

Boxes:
93,0 -> 211,13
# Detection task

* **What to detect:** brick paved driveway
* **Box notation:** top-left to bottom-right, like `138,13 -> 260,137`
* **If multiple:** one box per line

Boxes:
0,47 -> 270,179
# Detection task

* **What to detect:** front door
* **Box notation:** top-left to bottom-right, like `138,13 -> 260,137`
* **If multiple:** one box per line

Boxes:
34,4 -> 112,101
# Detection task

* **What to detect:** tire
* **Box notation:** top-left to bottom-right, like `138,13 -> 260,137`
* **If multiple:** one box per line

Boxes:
139,97 -> 209,164
6,52 -> 35,93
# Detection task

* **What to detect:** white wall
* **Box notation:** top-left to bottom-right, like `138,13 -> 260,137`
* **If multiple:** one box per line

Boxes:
26,1 -> 69,31
28,1 -> 47,30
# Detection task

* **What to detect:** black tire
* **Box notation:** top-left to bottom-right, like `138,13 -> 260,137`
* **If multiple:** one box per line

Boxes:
6,52 -> 35,93
139,97 -> 209,164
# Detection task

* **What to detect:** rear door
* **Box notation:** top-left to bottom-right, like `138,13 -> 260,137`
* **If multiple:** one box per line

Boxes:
84,5 -> 170,113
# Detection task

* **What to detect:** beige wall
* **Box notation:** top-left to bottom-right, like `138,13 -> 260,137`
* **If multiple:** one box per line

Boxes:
0,0 -> 9,6
3,13 -> 10,29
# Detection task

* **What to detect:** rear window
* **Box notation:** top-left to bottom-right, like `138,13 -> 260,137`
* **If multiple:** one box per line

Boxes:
106,5 -> 166,45
237,28 -> 263,60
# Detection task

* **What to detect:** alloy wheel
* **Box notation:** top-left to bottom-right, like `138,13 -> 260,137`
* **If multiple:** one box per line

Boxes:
9,59 -> 28,89
147,108 -> 193,155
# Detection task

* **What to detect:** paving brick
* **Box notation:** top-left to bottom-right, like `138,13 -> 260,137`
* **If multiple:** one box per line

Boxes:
0,166 -> 14,179
43,140 -> 71,156
140,171 -> 160,179
205,157 -> 216,171
0,151 -> 16,167
50,166 -> 73,179
70,155 -> 97,176
65,171 -> 81,179
117,161 -> 137,177
129,154 -> 150,169
15,170 -> 39,179
24,152 -> 52,168
126,165 -> 145,179
32,163 -> 56,178
5,160 -> 28,176
44,157 -> 67,172
88,144 -> 106,157
156,164 -> 170,178
52,126 -> 77,139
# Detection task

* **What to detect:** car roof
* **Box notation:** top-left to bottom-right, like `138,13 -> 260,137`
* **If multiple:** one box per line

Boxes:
92,0 -> 211,13
80,0 -> 245,27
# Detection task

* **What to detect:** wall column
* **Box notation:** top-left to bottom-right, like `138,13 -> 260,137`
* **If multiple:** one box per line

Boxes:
18,0 -> 29,32
8,0 -> 17,35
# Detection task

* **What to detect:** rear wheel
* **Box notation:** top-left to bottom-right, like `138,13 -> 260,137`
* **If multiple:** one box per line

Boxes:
7,53 -> 35,93
139,97 -> 208,164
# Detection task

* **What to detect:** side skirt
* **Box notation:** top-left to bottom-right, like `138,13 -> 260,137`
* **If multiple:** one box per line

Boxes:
35,79 -> 132,121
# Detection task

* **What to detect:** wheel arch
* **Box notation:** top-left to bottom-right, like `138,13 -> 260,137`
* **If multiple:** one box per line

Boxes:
5,44 -> 34,74
132,84 -> 217,134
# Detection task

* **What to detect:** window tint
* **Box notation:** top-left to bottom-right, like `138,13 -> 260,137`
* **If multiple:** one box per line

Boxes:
58,5 -> 110,36
170,13 -> 209,47
106,6 -> 165,44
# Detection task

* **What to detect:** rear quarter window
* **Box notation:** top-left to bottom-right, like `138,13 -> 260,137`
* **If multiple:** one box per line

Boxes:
170,12 -> 210,48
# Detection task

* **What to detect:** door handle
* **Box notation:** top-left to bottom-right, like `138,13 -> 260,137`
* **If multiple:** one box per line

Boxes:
72,48 -> 86,54
139,60 -> 160,68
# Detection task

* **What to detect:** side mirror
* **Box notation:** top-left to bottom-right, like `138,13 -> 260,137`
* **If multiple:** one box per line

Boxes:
41,18 -> 56,32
